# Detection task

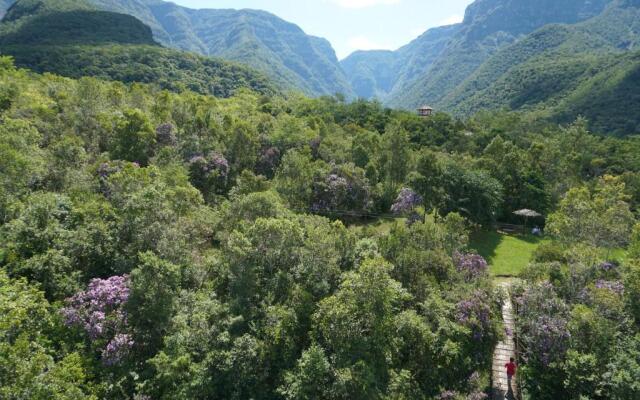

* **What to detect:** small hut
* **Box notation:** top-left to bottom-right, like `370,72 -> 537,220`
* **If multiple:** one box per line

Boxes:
417,105 -> 433,117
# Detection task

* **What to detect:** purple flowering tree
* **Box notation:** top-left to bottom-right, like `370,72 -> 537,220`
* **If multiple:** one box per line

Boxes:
188,152 -> 230,196
599,261 -> 618,272
437,390 -> 459,400
595,279 -> 625,295
391,188 -> 423,215
453,252 -> 488,281
391,188 -> 423,226
256,146 -> 281,178
456,290 -> 494,342
311,164 -> 371,217
97,160 -> 137,197
515,282 -> 570,367
62,275 -> 133,365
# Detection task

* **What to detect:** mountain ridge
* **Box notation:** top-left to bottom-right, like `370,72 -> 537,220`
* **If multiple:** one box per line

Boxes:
0,0 -> 277,97
0,0 -> 354,97
88,0 -> 354,97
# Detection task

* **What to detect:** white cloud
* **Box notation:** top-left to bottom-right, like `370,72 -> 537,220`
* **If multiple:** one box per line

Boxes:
330,0 -> 401,9
437,14 -> 464,26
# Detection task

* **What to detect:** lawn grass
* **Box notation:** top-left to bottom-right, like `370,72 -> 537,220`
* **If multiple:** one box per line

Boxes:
469,230 -> 550,277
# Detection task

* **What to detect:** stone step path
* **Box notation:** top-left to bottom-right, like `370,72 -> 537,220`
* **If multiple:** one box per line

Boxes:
492,282 -> 518,400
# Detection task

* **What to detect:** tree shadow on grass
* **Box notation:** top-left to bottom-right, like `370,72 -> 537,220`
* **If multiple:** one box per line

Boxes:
469,230 -> 504,264
510,233 -> 545,245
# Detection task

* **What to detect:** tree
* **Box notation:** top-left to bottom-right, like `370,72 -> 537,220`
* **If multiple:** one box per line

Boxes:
0,271 -> 95,399
111,108 -> 156,165
311,163 -> 372,217
408,149 -> 443,212
225,217 -> 305,320
381,121 -> 411,186
480,136 -> 550,221
547,175 -> 635,250
279,345 -> 335,400
62,275 -> 132,365
629,223 -> 640,260
275,150 -> 318,209
0,118 -> 45,222
127,252 -> 181,358
313,258 -> 408,398
439,159 -> 503,226
1,192 -> 80,300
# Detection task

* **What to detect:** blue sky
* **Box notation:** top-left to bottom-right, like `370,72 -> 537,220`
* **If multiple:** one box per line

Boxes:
172,0 -> 473,59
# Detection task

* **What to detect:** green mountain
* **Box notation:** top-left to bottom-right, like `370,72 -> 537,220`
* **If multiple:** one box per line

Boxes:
0,0 -> 276,97
385,0 -> 613,109
341,24 -> 460,100
342,0 -> 640,134
437,0 -> 640,134
0,0 -> 154,46
0,0 -> 353,97
22,0 -> 353,96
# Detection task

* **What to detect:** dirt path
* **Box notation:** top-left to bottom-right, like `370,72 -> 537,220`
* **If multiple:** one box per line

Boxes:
492,282 -> 519,400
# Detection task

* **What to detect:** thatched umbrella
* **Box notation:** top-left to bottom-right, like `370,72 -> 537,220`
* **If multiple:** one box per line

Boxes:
513,209 -> 542,234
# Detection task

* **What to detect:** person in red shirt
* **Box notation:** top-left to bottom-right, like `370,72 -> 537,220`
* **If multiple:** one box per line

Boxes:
505,357 -> 517,388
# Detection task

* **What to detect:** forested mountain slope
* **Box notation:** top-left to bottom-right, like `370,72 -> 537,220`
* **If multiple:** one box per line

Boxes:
0,0 -> 276,97
385,0 -> 613,109
0,0 -> 353,96
341,24 -> 461,100
439,0 -> 640,135
343,0 -> 640,135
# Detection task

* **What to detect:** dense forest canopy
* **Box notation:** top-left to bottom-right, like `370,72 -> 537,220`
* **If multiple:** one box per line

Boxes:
1,0 -> 640,398
1,51 -> 640,398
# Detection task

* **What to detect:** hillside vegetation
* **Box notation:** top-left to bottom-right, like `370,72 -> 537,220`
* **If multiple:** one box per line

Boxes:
87,0 -> 354,96
1,0 -> 638,136
0,0 -> 276,97
2,53 -> 640,398
344,0 -> 640,135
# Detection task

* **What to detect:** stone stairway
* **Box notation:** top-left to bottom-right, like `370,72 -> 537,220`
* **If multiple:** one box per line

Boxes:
492,283 -> 518,400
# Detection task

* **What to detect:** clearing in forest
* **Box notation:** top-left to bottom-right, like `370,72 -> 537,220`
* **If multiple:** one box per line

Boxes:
470,231 -> 548,277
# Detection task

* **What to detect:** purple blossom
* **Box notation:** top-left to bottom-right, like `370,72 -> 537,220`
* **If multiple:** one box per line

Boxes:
312,175 -> 349,213
189,152 -> 229,177
406,211 -> 422,226
391,188 -> 423,215
189,152 -> 230,192
515,282 -> 570,367
454,252 -> 488,281
209,152 -> 229,177
438,390 -> 459,400
595,280 -> 625,295
468,392 -> 488,400
156,123 -> 177,147
62,275 -> 132,365
599,261 -> 618,272
456,290 -> 492,341
102,333 -> 135,366
309,137 -> 321,158
311,167 -> 371,216
97,161 -> 125,197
